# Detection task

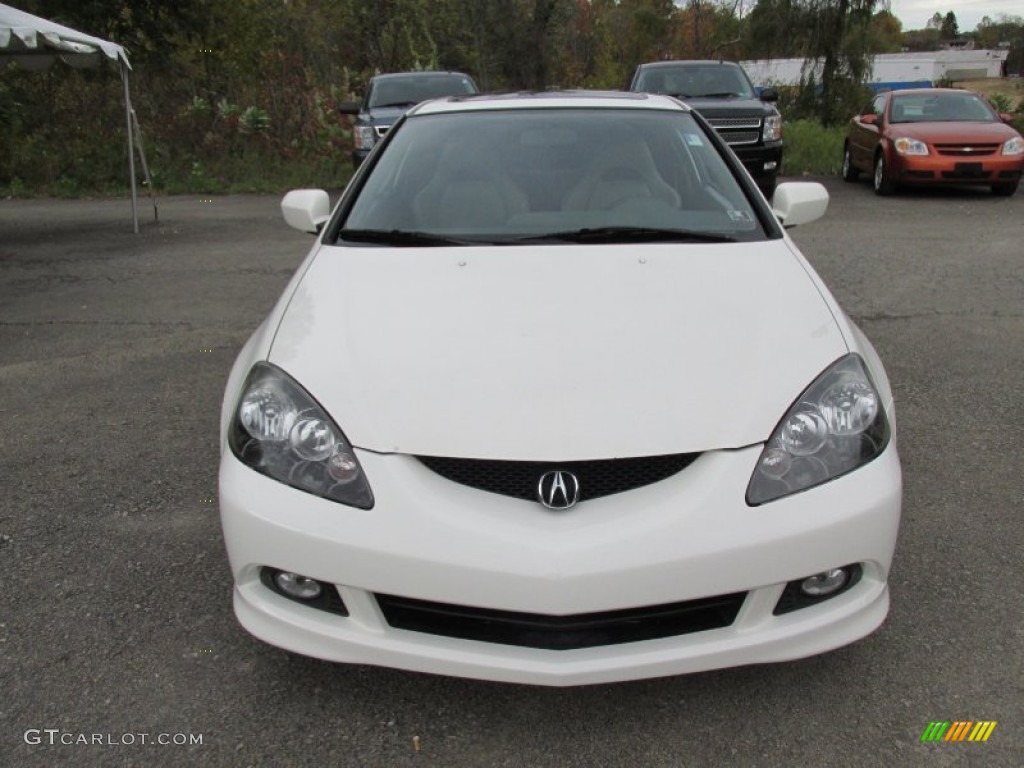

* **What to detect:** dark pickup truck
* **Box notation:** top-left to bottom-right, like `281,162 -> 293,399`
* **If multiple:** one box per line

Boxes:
339,71 -> 478,169
629,60 -> 783,198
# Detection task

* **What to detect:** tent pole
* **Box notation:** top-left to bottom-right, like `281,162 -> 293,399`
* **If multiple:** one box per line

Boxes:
121,62 -> 139,234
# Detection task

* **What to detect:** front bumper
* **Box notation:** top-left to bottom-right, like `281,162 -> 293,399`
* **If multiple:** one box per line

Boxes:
733,141 -> 784,181
219,443 -> 901,686
891,152 -> 1023,185
350,148 -> 370,168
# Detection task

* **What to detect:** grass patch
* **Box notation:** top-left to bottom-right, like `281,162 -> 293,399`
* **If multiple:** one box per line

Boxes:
783,119 -> 846,177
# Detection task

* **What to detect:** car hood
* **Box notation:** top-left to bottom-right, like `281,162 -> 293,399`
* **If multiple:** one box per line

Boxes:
360,105 -> 408,126
268,241 -> 848,460
886,120 -> 1018,144
679,96 -> 773,119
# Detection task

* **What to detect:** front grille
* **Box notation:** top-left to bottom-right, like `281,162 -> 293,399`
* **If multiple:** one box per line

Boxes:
707,118 -> 762,146
376,592 -> 746,650
717,131 -> 761,145
935,143 -> 998,156
417,453 -> 699,504
942,166 -> 990,180
707,117 -> 762,130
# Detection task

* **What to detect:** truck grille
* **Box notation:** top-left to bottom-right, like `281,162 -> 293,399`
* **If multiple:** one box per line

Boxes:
707,117 -> 762,146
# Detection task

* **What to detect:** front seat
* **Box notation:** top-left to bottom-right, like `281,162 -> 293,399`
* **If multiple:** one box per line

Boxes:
413,142 -> 529,230
563,140 -> 681,211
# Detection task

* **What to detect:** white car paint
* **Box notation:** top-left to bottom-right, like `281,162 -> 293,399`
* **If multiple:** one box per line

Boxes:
218,92 -> 901,685
268,241 -> 847,459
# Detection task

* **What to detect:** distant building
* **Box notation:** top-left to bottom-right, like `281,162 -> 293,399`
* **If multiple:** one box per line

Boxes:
741,49 -> 1009,92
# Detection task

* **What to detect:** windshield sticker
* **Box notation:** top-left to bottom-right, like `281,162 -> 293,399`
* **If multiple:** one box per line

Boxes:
685,133 -> 705,146
727,210 -> 754,224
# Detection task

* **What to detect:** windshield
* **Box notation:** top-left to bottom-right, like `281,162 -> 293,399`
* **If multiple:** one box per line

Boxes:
340,108 -> 768,245
635,66 -> 755,99
890,92 -> 997,123
367,74 -> 477,109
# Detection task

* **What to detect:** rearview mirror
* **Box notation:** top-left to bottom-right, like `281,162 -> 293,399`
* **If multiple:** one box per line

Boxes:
338,101 -> 361,115
858,113 -> 879,126
772,182 -> 828,228
760,87 -> 779,103
999,112 -> 1013,124
282,189 -> 331,234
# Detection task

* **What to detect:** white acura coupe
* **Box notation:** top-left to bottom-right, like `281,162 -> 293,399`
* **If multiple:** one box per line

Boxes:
219,92 -> 902,686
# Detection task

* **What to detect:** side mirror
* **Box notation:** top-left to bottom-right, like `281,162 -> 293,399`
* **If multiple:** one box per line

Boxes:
999,112 -> 1013,124
338,101 -> 361,115
772,182 -> 829,228
760,87 -> 779,103
282,189 -> 330,234
859,113 -> 879,126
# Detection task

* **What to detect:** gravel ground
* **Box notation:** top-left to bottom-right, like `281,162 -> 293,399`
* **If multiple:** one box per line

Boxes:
1,181 -> 1021,767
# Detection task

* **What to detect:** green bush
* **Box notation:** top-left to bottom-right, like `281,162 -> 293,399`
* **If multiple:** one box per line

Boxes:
782,119 -> 847,177
988,93 -> 1014,114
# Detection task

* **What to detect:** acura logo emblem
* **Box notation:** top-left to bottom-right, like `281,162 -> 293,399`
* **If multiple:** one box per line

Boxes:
538,471 -> 580,510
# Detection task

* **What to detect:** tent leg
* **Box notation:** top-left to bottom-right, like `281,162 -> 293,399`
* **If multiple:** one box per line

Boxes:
130,108 -> 159,224
121,63 -> 139,234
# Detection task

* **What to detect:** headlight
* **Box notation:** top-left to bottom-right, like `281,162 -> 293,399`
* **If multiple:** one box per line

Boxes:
762,114 -> 782,142
229,363 -> 374,509
353,125 -> 376,151
893,137 -> 928,156
1002,136 -> 1024,156
747,354 -> 890,506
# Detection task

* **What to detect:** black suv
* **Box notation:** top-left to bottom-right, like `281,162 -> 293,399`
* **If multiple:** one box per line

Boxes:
629,60 -> 783,197
340,71 -> 478,168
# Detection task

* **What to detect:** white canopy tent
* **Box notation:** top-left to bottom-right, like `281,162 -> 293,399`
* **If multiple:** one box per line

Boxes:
0,3 -> 152,231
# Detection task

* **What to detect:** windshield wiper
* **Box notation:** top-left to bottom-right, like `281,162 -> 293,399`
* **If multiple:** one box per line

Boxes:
338,228 -> 476,246
373,101 -> 418,109
699,91 -> 742,98
510,227 -> 737,244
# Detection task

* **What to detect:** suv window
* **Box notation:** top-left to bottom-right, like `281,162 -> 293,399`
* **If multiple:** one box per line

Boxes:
367,75 -> 477,109
634,65 -> 755,99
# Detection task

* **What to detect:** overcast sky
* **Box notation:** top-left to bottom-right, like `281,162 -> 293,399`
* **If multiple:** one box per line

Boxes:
887,0 -> 1023,32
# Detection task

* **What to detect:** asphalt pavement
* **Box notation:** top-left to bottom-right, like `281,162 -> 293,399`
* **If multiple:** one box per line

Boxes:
1,180 -> 1021,766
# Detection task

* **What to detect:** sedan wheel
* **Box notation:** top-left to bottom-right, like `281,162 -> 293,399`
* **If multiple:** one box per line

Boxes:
873,153 -> 894,196
841,145 -> 859,182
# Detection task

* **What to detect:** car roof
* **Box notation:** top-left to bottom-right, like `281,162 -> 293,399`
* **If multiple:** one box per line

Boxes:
886,87 -> 981,97
410,90 -> 692,116
371,71 -> 473,81
637,60 -> 742,70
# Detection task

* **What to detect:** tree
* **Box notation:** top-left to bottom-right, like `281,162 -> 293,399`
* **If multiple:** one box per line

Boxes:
868,10 -> 903,52
940,11 -> 959,40
742,0 -> 877,125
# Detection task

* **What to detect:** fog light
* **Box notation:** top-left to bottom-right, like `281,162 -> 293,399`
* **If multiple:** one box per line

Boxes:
800,568 -> 849,597
764,161 -> 778,171
260,567 -> 349,615
774,564 -> 861,615
274,571 -> 323,600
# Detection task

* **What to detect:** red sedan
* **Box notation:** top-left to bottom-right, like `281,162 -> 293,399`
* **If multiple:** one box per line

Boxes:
842,88 -> 1023,196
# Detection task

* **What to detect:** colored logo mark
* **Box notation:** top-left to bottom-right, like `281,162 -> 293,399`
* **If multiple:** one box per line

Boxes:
920,721 -> 997,742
